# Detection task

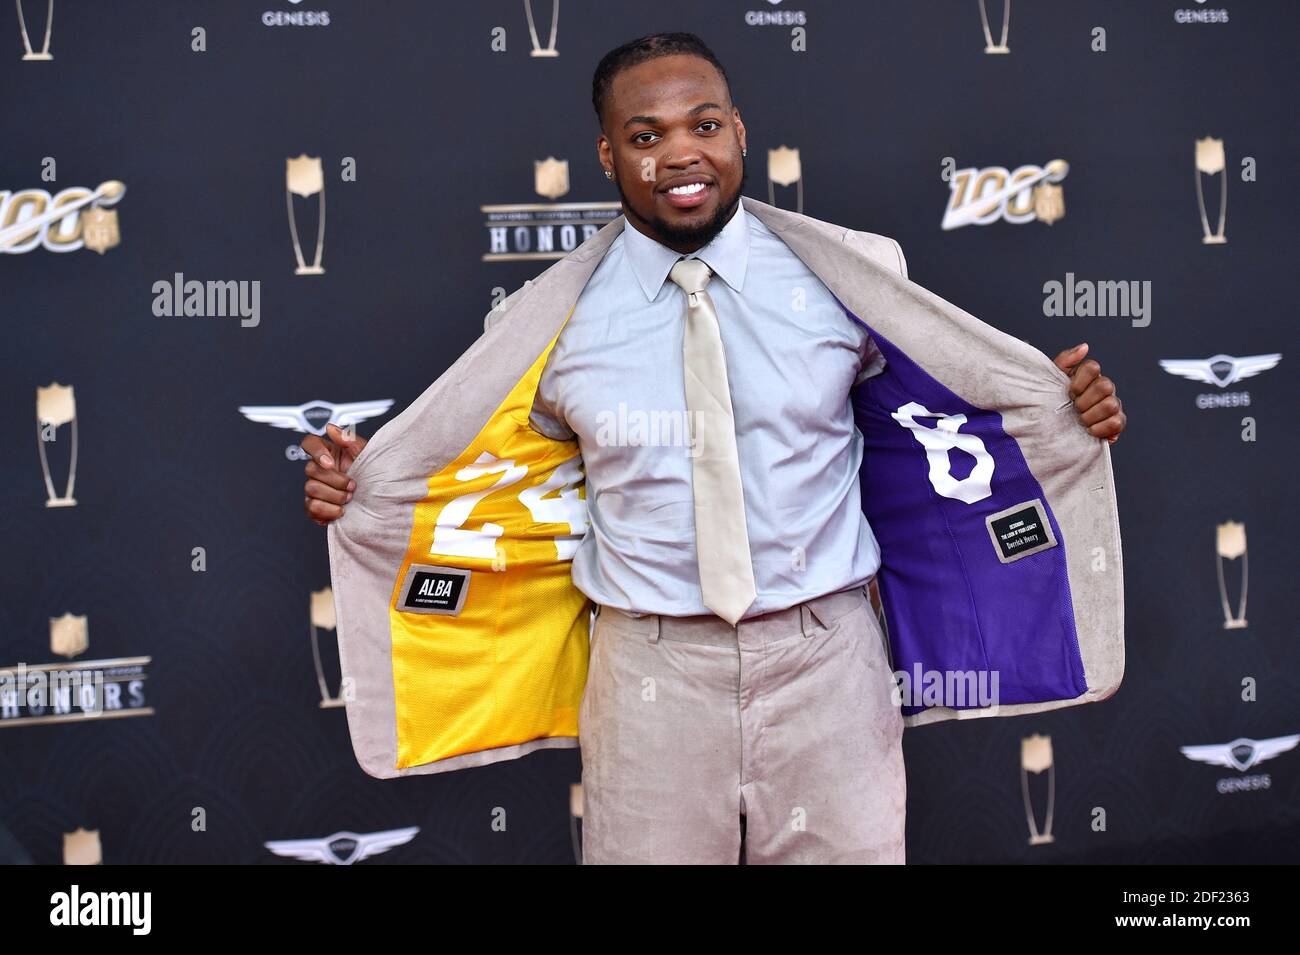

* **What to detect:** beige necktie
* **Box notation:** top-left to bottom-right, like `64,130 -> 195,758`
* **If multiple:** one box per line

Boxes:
668,257 -> 757,625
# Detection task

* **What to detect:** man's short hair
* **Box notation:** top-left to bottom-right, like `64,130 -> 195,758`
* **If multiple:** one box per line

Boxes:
591,32 -> 732,129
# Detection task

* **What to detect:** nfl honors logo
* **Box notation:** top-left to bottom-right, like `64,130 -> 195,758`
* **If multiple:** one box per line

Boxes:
481,158 -> 620,262
0,615 -> 154,728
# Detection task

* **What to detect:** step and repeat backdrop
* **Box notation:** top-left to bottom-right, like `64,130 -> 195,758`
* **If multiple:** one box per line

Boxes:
2,1 -> 1295,864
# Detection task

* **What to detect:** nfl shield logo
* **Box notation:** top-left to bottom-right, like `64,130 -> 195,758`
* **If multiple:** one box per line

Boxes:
534,157 -> 570,200
310,588 -> 337,630
64,828 -> 103,865
1033,183 -> 1065,225
1195,137 -> 1226,174
81,208 -> 120,254
50,613 -> 88,658
1216,521 -> 1246,560
286,154 -> 325,197
767,146 -> 802,187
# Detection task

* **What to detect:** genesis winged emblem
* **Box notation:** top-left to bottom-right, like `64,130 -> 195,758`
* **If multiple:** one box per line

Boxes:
1158,353 -> 1281,388
1180,735 -> 1300,773
264,827 -> 419,865
238,399 -> 393,436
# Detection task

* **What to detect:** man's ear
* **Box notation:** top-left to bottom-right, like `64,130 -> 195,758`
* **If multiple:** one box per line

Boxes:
734,109 -> 746,153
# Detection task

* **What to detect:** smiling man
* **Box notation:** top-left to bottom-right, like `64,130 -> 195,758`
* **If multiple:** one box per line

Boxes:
301,32 -> 1126,865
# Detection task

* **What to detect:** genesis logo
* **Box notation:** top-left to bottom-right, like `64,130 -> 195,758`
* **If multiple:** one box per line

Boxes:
1158,352 -> 1280,410
264,826 -> 419,865
262,0 -> 330,27
1181,734 -> 1300,795
1180,735 -> 1299,772
239,399 -> 393,436
1159,353 -> 1281,388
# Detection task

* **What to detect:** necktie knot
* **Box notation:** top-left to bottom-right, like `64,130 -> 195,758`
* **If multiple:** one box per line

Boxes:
669,257 -> 713,296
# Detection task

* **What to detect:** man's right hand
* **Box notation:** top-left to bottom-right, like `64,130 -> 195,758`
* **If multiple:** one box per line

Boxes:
302,423 -> 368,526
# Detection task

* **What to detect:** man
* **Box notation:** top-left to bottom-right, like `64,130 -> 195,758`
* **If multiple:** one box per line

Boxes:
300,34 -> 1125,864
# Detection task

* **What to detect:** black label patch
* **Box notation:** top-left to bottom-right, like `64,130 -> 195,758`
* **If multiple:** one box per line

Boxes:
985,499 -> 1058,564
398,565 -> 471,615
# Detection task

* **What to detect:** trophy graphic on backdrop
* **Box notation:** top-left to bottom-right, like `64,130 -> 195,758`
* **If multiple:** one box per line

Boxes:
1195,137 -> 1227,245
569,782 -> 584,865
767,146 -> 803,214
286,155 -> 326,275
36,382 -> 77,507
63,828 -> 101,865
310,588 -> 346,708
1020,733 -> 1055,846
524,0 -> 559,57
16,0 -> 53,60
978,0 -> 1010,54
1215,521 -> 1248,630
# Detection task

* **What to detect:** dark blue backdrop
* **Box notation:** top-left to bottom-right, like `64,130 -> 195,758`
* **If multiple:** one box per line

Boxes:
2,0 -> 1296,863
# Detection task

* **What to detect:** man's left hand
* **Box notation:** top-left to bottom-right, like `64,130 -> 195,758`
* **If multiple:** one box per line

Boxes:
1053,343 -> 1126,444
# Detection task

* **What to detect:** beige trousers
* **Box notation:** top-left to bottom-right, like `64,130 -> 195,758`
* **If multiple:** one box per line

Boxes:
578,585 -> 907,864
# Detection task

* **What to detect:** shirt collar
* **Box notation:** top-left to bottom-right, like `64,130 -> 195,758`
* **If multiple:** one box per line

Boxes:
621,195 -> 750,302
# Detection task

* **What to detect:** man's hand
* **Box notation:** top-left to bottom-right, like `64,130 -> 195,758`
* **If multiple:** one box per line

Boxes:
302,423 -> 368,526
1053,342 -> 1126,444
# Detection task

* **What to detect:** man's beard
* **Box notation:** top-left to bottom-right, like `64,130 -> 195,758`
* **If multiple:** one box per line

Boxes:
618,160 -> 748,251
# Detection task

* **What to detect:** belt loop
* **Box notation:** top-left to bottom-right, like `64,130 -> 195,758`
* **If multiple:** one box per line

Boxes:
647,614 -> 662,645
809,600 -> 832,630
802,600 -> 832,636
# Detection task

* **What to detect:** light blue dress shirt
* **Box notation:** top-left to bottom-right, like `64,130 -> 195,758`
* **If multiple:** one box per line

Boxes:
530,196 -> 883,619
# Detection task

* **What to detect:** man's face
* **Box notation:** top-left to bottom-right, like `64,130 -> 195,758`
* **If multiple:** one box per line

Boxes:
597,54 -> 748,254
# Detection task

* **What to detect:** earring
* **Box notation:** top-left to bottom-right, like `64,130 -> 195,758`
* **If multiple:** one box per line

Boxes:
604,170 -> 613,180
742,148 -> 747,157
